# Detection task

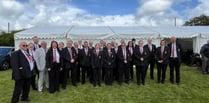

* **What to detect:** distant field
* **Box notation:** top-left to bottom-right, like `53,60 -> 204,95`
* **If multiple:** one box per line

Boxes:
0,65 -> 209,103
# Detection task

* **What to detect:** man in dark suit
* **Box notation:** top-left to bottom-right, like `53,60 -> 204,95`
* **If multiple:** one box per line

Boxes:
80,41 -> 91,84
168,36 -> 182,85
156,40 -> 170,84
88,41 -> 95,83
117,42 -> 132,85
62,40 -> 78,88
74,42 -> 81,83
144,37 -> 156,80
11,41 -> 35,103
133,40 -> 149,85
103,43 -> 116,85
91,43 -> 103,87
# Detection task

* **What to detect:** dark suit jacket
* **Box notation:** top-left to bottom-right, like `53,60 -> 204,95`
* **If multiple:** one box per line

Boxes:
103,49 -> 116,69
133,47 -> 149,66
91,50 -> 103,69
144,44 -> 156,62
80,48 -> 92,67
156,46 -> 170,64
46,48 -> 63,69
167,43 -> 182,62
117,47 -> 132,65
62,47 -> 78,69
11,50 -> 33,80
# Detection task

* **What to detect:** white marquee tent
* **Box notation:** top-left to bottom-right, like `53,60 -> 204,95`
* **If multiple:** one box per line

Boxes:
15,25 -> 209,53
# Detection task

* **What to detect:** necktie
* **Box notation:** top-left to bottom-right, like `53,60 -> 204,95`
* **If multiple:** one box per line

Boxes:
149,45 -> 152,51
108,51 -> 111,57
44,49 -> 46,54
171,44 -> 174,57
76,48 -> 78,54
161,47 -> 164,59
25,51 -> 33,62
140,48 -> 143,54
123,48 -> 126,59
85,48 -> 88,56
129,48 -> 132,55
96,51 -> 99,56
53,50 -> 57,62
69,48 -> 73,60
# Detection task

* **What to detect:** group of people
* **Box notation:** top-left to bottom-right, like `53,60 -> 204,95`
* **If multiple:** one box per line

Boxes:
10,36 -> 182,103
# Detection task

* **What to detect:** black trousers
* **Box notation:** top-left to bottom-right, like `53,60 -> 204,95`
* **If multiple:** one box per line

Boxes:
81,66 -> 89,84
59,69 -> 64,84
70,64 -> 77,85
130,62 -> 134,80
169,58 -> 181,83
62,67 -> 69,88
104,67 -> 113,85
118,63 -> 130,84
136,65 -> 146,85
157,63 -> 167,83
11,78 -> 31,103
48,63 -> 60,93
88,67 -> 93,83
102,67 -> 105,81
93,68 -> 101,86
31,75 -> 36,90
113,62 -> 119,81
147,61 -> 155,79
76,63 -> 81,82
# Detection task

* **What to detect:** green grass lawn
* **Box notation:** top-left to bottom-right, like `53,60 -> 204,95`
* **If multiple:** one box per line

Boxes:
1,65 -> 209,103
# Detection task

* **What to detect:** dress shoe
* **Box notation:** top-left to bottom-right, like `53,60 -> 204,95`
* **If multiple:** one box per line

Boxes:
73,84 -> 77,87
21,98 -> 30,102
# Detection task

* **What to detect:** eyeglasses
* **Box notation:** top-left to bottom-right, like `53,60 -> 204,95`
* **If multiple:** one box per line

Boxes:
22,45 -> 28,47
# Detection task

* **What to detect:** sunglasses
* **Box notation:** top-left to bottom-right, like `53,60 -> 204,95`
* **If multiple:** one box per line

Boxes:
22,45 -> 28,47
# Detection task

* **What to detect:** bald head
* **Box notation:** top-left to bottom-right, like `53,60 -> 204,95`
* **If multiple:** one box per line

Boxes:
41,41 -> 47,48
19,41 -> 28,51
170,36 -> 176,43
147,37 -> 152,44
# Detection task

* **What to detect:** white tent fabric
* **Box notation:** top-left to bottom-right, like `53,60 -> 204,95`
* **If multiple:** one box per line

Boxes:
14,26 -> 71,49
14,25 -> 209,53
15,26 -> 70,39
150,26 -> 199,38
67,26 -> 114,40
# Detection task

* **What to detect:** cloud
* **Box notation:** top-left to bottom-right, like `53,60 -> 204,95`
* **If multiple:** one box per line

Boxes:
186,0 -> 209,18
135,0 -> 185,26
0,0 -> 196,31
137,0 -> 173,16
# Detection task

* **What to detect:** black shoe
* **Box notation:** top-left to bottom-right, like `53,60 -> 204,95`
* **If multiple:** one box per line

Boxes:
176,82 -> 180,85
137,82 -> 140,85
62,86 -> 66,89
125,81 -> 129,84
98,84 -> 101,87
170,81 -> 174,84
73,84 -> 77,87
21,98 -> 30,102
32,87 -> 37,90
151,77 -> 154,80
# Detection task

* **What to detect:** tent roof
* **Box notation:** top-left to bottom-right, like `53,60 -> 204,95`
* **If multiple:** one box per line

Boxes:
15,25 -> 209,40
150,26 -> 198,38
15,26 -> 71,39
110,26 -> 159,39
67,26 -> 114,40
180,26 -> 209,38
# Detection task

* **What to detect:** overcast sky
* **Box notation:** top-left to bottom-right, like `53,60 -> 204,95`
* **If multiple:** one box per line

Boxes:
0,0 -> 208,31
